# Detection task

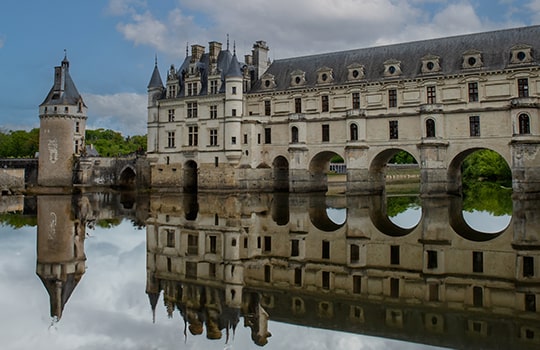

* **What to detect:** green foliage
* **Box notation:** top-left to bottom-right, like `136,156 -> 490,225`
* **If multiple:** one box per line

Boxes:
386,195 -> 420,217
0,128 -> 39,158
0,213 -> 37,228
95,218 -> 122,228
85,129 -> 146,157
330,155 -> 344,163
389,151 -> 417,164
461,149 -> 511,186
462,181 -> 512,216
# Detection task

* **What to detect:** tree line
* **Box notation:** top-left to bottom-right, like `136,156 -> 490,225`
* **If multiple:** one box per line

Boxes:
0,128 -> 146,158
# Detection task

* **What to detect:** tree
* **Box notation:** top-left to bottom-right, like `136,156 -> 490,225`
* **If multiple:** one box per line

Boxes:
85,129 -> 146,156
461,149 -> 511,186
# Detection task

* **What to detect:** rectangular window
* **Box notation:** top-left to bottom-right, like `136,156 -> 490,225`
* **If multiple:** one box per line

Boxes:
209,263 -> 216,278
389,120 -> 398,139
388,89 -> 397,107
210,105 -> 217,119
429,283 -> 439,301
518,78 -> 529,97
167,131 -> 175,148
264,265 -> 271,282
75,122 -> 80,133
427,86 -> 436,104
168,85 -> 176,98
264,100 -> 271,116
264,128 -> 271,144
469,116 -> 480,136
210,80 -> 219,94
231,109 -> 237,117
264,236 -> 272,252
231,136 -> 236,145
353,275 -> 362,294
352,92 -> 360,109
468,82 -> 479,102
187,82 -> 197,96
187,102 -> 198,118
390,278 -> 399,298
322,124 -> 330,142
295,97 -> 302,113
166,229 -> 175,247
243,134 -> 248,144
188,126 -> 198,146
209,129 -> 218,146
322,240 -> 330,259
168,109 -> 175,122
209,235 -> 217,254
390,245 -> 400,265
294,267 -> 302,286
350,244 -> 360,263
214,157 -> 219,167
524,256 -> 535,277
473,251 -> 483,273
321,95 -> 329,112
232,86 -> 237,95
187,234 -> 198,255
473,286 -> 483,307
291,239 -> 299,257
427,250 -> 438,269
186,261 -> 197,279
322,271 -> 330,289
257,133 -> 261,144
525,294 -> 537,312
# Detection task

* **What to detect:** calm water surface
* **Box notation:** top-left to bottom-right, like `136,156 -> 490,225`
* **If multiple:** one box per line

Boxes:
0,188 -> 537,350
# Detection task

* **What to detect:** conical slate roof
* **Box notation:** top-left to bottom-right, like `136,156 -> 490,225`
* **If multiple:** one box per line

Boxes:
40,56 -> 86,107
148,59 -> 164,89
226,53 -> 242,78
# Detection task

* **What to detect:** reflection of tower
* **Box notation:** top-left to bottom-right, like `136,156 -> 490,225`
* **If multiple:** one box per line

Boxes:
38,54 -> 87,186
36,195 -> 88,321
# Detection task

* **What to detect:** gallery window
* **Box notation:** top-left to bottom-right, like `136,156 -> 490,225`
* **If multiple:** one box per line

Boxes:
350,123 -> 358,141
264,100 -> 271,116
321,95 -> 329,112
468,82 -> 479,102
168,109 -> 175,122
389,120 -> 399,139
352,92 -> 360,109
295,98 -> 302,113
167,131 -> 175,148
291,126 -> 299,143
426,119 -> 436,138
426,86 -> 436,104
518,78 -> 529,97
187,102 -> 198,118
469,116 -> 480,137
519,113 -> 531,134
188,126 -> 198,146
388,89 -> 397,107
322,124 -> 330,142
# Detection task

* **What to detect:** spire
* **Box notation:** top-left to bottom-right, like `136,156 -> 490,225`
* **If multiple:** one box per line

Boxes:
40,54 -> 85,107
147,56 -> 164,89
226,51 -> 242,78
227,34 -> 230,51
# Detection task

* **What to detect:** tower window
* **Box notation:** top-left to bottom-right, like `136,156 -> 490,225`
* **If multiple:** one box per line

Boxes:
426,86 -> 436,104
519,114 -> 531,135
167,131 -> 175,148
264,128 -> 271,144
322,124 -> 330,142
352,92 -> 360,109
468,82 -> 479,102
168,109 -> 175,122
321,95 -> 329,112
232,86 -> 237,94
291,126 -> 299,143
264,100 -> 271,116
469,116 -> 480,137
389,120 -> 398,139
295,98 -> 302,113
426,119 -> 436,138
388,89 -> 397,107
75,122 -> 80,133
210,105 -> 218,119
350,123 -> 358,141
518,78 -> 529,97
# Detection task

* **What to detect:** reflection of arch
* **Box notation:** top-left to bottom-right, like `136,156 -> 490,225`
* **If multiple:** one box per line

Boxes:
426,118 -> 436,138
271,192 -> 289,225
183,193 -> 198,221
369,194 -> 419,236
448,195 -> 508,241
518,113 -> 530,134
273,156 -> 289,192
309,151 -> 344,192
350,123 -> 358,141
119,165 -> 136,188
184,160 -> 198,193
291,126 -> 299,143
369,148 -> 419,194
308,193 -> 346,232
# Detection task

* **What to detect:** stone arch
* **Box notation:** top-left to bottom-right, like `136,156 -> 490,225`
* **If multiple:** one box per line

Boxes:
183,160 -> 198,193
368,147 -> 420,194
447,147 -> 511,195
273,156 -> 289,191
118,165 -> 136,188
309,150 -> 346,193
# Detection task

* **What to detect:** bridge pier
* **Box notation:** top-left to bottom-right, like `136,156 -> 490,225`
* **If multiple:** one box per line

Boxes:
418,140 -> 450,196
346,168 -> 384,195
289,169 -> 327,193
511,138 -> 540,194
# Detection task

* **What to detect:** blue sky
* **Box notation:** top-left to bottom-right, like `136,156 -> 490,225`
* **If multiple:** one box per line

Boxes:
1,0 -> 539,135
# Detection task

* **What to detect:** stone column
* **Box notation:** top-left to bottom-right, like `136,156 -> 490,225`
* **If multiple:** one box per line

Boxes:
417,140 -> 449,196
511,138 -> 540,195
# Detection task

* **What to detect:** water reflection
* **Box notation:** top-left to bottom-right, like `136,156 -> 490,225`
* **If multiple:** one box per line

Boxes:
1,190 -> 539,349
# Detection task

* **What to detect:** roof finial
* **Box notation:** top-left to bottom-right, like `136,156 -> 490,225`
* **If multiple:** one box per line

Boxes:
64,48 -> 67,59
226,34 -> 230,51
186,42 -> 189,57
154,53 -> 158,67
233,40 -> 236,55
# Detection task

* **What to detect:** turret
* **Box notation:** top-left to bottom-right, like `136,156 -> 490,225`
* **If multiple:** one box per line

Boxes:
147,57 -> 164,154
224,52 -> 244,164
38,54 -> 87,187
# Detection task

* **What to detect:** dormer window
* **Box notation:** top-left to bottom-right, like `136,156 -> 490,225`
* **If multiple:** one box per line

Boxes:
290,70 -> 306,87
384,59 -> 402,77
510,44 -> 534,65
462,50 -> 483,69
317,67 -> 334,84
421,55 -> 441,74
347,63 -> 365,81
261,73 -> 276,89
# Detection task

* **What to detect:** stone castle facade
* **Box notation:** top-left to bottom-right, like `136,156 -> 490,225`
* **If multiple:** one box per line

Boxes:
146,25 -> 540,195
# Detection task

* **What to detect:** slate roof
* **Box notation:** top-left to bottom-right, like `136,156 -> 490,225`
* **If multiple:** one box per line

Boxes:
251,25 -> 540,92
148,60 -> 164,89
40,57 -> 86,107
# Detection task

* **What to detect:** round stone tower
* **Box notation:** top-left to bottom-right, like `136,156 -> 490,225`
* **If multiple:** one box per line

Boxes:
38,54 -> 87,187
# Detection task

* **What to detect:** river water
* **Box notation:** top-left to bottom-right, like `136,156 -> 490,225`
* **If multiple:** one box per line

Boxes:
0,185 -> 538,350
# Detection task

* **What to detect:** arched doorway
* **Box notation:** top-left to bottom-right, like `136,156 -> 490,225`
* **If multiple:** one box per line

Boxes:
273,156 -> 289,191
118,166 -> 136,189
183,160 -> 198,193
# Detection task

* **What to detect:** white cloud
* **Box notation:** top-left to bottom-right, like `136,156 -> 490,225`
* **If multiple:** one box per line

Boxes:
83,92 -> 147,135
105,0 -> 146,15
